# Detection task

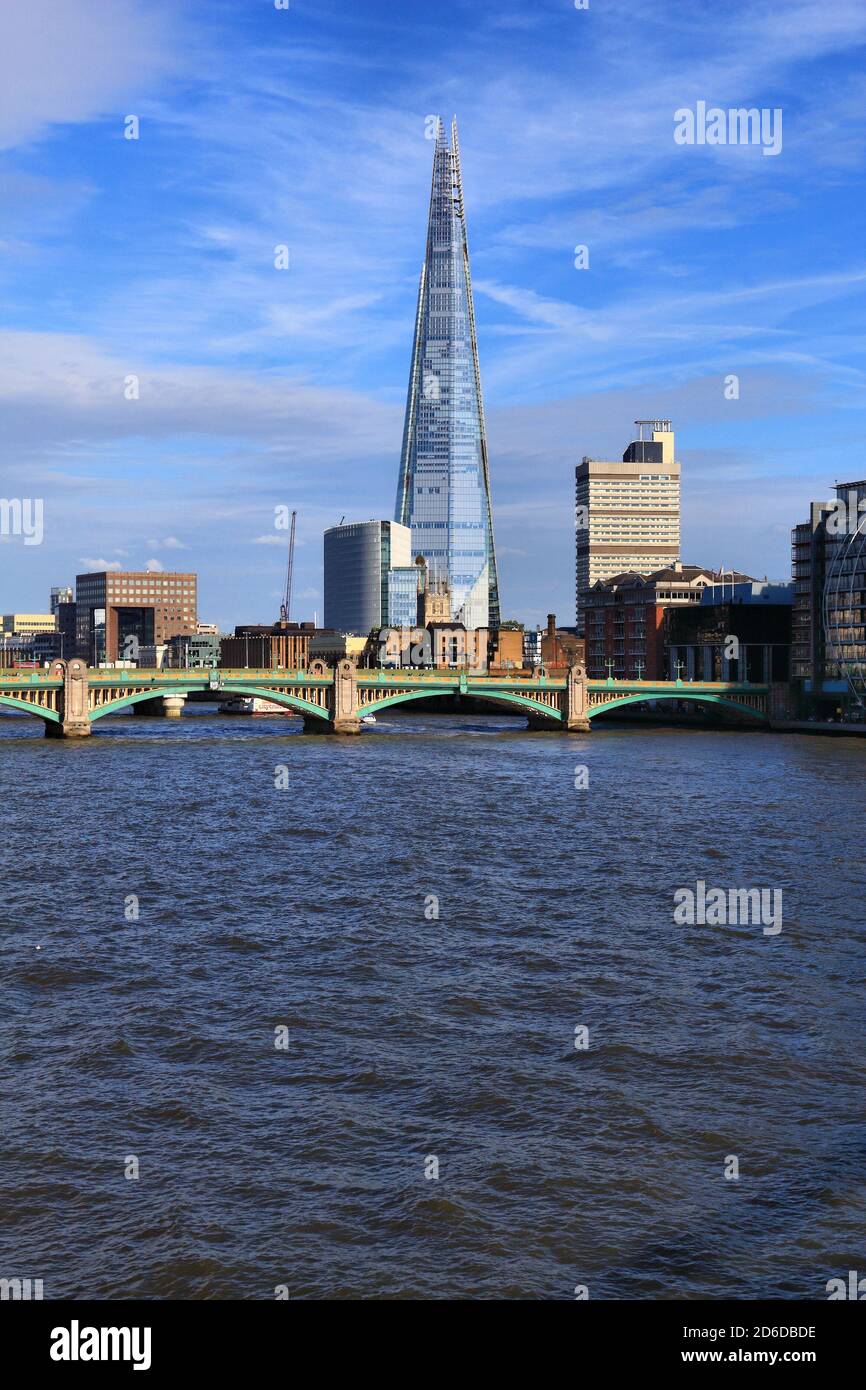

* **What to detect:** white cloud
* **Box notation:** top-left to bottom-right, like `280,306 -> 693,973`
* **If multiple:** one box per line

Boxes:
80,556 -> 122,571
144,558 -> 164,572
0,0 -> 178,151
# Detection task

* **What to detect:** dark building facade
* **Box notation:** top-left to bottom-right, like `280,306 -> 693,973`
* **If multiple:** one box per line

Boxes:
665,582 -> 792,683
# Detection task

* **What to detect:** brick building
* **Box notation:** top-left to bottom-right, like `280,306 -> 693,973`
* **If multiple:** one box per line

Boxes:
583,565 -> 753,679
75,570 -> 197,663
219,622 -> 316,670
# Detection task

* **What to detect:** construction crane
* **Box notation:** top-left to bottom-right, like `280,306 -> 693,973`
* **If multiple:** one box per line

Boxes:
279,509 -> 297,625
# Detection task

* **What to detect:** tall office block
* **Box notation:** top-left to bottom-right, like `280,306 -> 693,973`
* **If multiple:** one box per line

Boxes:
323,520 -> 411,633
395,116 -> 500,631
575,419 -> 681,629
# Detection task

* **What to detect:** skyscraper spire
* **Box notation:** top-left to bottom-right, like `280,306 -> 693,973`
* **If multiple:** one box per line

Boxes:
395,115 -> 500,630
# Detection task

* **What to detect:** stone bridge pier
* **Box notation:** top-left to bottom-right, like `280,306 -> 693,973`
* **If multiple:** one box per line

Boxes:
305,659 -> 361,734
45,658 -> 91,738
563,661 -> 591,732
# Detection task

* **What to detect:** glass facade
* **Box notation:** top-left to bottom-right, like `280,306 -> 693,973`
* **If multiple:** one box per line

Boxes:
823,482 -> 866,705
395,117 -> 500,631
387,566 -> 420,628
323,521 -> 411,633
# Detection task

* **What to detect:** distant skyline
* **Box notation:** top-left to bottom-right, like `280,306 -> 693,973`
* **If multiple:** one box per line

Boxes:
2,0 -> 866,628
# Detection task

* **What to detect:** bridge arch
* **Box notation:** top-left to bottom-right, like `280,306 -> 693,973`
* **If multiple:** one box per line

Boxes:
0,693 -> 60,725
588,691 -> 767,722
359,685 -> 563,723
88,682 -> 330,723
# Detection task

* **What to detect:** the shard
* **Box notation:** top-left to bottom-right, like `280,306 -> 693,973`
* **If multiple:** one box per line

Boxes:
395,116 -> 500,631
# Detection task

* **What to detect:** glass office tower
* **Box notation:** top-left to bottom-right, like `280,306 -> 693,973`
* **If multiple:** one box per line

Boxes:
395,116 -> 500,631
323,520 -> 412,633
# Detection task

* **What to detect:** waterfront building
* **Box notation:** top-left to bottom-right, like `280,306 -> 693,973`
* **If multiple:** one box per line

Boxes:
665,580 -> 792,683
323,520 -> 411,633
166,632 -> 221,669
792,480 -> 866,714
56,602 -> 77,659
378,622 -> 488,671
489,625 -> 525,672
75,570 -> 197,663
540,613 -> 586,673
309,631 -> 369,665
221,622 -> 315,670
395,116 -> 500,632
582,565 -> 750,679
0,635 -> 36,668
523,627 -> 543,669
575,419 -> 681,630
1,613 -> 56,636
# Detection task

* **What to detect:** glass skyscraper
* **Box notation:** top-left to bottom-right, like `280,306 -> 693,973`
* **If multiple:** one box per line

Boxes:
395,116 -> 500,631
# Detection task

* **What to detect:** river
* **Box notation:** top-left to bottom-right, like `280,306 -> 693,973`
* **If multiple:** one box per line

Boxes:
1,707 -> 864,1299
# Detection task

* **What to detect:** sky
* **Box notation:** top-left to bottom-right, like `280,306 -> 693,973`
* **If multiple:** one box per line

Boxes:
1,0 -> 866,629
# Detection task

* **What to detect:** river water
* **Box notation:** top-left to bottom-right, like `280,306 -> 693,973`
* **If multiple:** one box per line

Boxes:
1,707 -> 864,1299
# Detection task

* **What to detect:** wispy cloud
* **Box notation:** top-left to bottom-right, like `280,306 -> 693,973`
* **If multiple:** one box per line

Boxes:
2,0 -> 866,622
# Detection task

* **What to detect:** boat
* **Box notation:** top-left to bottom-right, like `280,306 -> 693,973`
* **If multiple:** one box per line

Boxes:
221,696 -> 301,717
361,714 -> 377,724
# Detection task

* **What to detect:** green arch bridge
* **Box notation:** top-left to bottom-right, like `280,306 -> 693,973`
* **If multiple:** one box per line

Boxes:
0,659 -> 789,737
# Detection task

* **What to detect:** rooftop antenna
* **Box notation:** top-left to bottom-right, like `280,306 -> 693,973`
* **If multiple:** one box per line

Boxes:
280,509 -> 297,625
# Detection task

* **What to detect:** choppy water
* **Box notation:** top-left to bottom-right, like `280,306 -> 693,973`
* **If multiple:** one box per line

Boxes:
1,706 -> 865,1300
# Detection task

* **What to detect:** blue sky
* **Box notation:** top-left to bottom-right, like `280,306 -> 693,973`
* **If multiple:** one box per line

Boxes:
2,0 -> 866,629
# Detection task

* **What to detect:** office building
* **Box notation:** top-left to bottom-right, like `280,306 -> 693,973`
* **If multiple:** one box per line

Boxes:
1,613 -> 56,636
75,570 -> 197,663
56,602 -> 77,658
576,419 -> 681,630
166,632 -> 221,669
50,586 -> 73,614
792,480 -> 866,714
395,117 -> 500,631
323,520 -> 411,633
666,580 -> 792,683
387,566 -> 422,629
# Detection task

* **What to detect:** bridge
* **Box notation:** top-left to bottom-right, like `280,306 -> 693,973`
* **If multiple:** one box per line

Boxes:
0,659 -> 786,737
